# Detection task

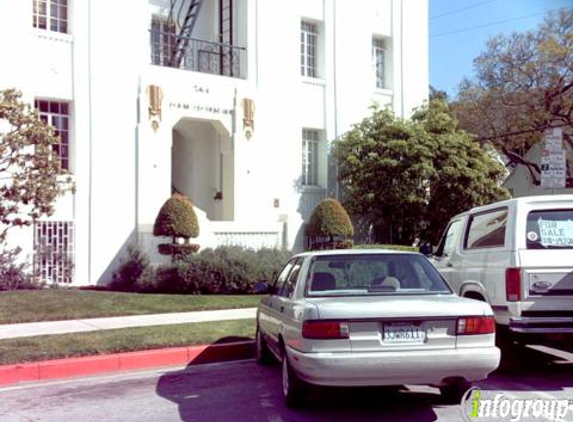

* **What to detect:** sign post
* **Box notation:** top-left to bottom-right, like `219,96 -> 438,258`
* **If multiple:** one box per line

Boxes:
541,128 -> 566,192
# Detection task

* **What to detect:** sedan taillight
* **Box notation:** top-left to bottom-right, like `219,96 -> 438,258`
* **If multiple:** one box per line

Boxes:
302,320 -> 349,339
457,316 -> 495,335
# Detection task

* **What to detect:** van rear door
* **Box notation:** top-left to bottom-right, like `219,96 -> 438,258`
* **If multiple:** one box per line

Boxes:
513,208 -> 573,332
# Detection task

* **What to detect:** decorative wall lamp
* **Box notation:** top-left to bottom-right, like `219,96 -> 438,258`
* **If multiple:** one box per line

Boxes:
243,98 -> 255,140
147,84 -> 163,132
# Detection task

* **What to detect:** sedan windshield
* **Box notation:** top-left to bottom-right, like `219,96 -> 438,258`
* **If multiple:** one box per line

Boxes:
306,254 -> 452,297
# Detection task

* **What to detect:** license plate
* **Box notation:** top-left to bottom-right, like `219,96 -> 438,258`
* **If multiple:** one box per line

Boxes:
383,323 -> 425,343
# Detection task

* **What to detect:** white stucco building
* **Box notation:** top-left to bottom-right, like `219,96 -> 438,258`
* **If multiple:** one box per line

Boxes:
0,0 -> 428,285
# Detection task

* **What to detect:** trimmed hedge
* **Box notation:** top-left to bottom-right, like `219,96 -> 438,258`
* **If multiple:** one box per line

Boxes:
307,198 -> 354,250
308,198 -> 354,238
130,246 -> 293,295
157,243 -> 201,257
153,194 -> 199,240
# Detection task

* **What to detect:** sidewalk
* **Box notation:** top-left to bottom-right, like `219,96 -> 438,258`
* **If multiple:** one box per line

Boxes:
0,307 -> 257,340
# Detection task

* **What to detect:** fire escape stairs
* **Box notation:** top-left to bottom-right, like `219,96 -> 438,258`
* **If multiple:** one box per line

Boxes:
170,0 -> 204,68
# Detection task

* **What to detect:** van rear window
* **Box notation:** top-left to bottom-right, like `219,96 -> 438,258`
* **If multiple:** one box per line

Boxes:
526,209 -> 573,249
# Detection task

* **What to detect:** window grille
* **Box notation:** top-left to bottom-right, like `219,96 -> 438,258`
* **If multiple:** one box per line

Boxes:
34,221 -> 75,284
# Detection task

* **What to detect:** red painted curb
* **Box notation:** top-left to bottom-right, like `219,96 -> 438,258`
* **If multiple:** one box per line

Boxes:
0,341 -> 255,387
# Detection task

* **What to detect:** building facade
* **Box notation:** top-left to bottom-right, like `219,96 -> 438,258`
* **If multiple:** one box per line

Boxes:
0,0 -> 428,285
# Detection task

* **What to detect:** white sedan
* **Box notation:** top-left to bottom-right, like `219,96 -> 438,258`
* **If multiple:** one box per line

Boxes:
255,249 -> 500,407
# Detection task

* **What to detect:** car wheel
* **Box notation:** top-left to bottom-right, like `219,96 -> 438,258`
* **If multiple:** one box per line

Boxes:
439,378 -> 471,404
282,350 -> 306,407
255,327 -> 273,365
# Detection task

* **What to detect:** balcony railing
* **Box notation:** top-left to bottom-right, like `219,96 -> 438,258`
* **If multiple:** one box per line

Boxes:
150,30 -> 246,79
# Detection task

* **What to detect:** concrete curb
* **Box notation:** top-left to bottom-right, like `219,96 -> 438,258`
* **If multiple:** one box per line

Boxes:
0,340 -> 255,387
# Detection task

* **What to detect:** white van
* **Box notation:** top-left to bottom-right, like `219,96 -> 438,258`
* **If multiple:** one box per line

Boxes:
431,195 -> 573,343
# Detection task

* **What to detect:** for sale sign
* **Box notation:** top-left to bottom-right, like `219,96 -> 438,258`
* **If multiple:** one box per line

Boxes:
540,149 -> 567,188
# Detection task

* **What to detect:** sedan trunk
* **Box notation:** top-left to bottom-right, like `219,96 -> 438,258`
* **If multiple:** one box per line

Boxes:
307,295 -> 489,352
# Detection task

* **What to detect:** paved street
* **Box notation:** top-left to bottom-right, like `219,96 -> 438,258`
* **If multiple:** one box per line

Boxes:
1,344 -> 572,422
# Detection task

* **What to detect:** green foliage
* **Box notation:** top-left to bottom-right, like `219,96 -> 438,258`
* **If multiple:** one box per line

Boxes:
153,194 -> 199,240
308,198 -> 354,237
133,246 -> 292,295
0,89 -> 73,242
0,247 -> 40,291
157,243 -> 200,256
153,194 -> 200,260
307,199 -> 354,250
453,9 -> 573,152
332,100 -> 510,244
109,245 -> 151,292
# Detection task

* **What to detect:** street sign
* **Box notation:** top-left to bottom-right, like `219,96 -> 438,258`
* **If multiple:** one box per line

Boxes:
544,128 -> 563,151
540,148 -> 567,188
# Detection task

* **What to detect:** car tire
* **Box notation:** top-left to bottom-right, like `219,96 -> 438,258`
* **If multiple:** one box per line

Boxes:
439,378 -> 471,404
282,350 -> 307,407
255,327 -> 273,365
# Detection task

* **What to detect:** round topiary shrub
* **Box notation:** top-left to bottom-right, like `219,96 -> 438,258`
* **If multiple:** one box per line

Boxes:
307,198 -> 354,250
153,194 -> 200,259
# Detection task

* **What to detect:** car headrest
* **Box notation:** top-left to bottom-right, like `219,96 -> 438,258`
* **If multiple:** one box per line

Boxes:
312,272 -> 336,291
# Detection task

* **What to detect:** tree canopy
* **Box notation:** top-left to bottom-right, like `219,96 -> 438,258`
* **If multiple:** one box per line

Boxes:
452,9 -> 572,154
332,100 -> 509,244
0,89 -> 71,242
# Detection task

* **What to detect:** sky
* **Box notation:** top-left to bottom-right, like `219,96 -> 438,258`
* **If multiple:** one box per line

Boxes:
429,0 -> 573,97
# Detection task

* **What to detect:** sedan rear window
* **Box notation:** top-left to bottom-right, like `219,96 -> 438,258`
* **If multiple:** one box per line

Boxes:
306,254 -> 452,297
526,209 -> 573,249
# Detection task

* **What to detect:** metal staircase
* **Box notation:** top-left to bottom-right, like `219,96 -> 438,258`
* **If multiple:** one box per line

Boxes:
169,0 -> 204,68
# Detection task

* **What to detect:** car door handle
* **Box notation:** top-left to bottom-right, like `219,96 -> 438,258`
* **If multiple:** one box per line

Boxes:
446,262 -> 453,267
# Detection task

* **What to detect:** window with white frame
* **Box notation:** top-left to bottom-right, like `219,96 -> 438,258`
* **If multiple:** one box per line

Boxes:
34,221 -> 74,284
301,21 -> 317,78
35,99 -> 71,172
33,0 -> 68,33
372,37 -> 386,89
302,129 -> 320,186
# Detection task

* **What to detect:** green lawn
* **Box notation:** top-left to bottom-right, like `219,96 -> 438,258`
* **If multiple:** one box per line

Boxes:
0,290 -> 261,324
0,319 -> 256,365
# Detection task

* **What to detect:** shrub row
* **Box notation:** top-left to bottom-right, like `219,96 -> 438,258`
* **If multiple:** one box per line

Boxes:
0,247 -> 43,291
110,245 -> 292,295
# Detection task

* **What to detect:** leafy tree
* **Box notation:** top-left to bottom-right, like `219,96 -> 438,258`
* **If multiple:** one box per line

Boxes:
412,100 -> 511,241
453,9 -> 572,155
153,193 -> 200,259
0,89 -> 71,242
307,198 -> 354,250
429,85 -> 449,102
332,100 -> 509,244
332,108 -> 435,244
